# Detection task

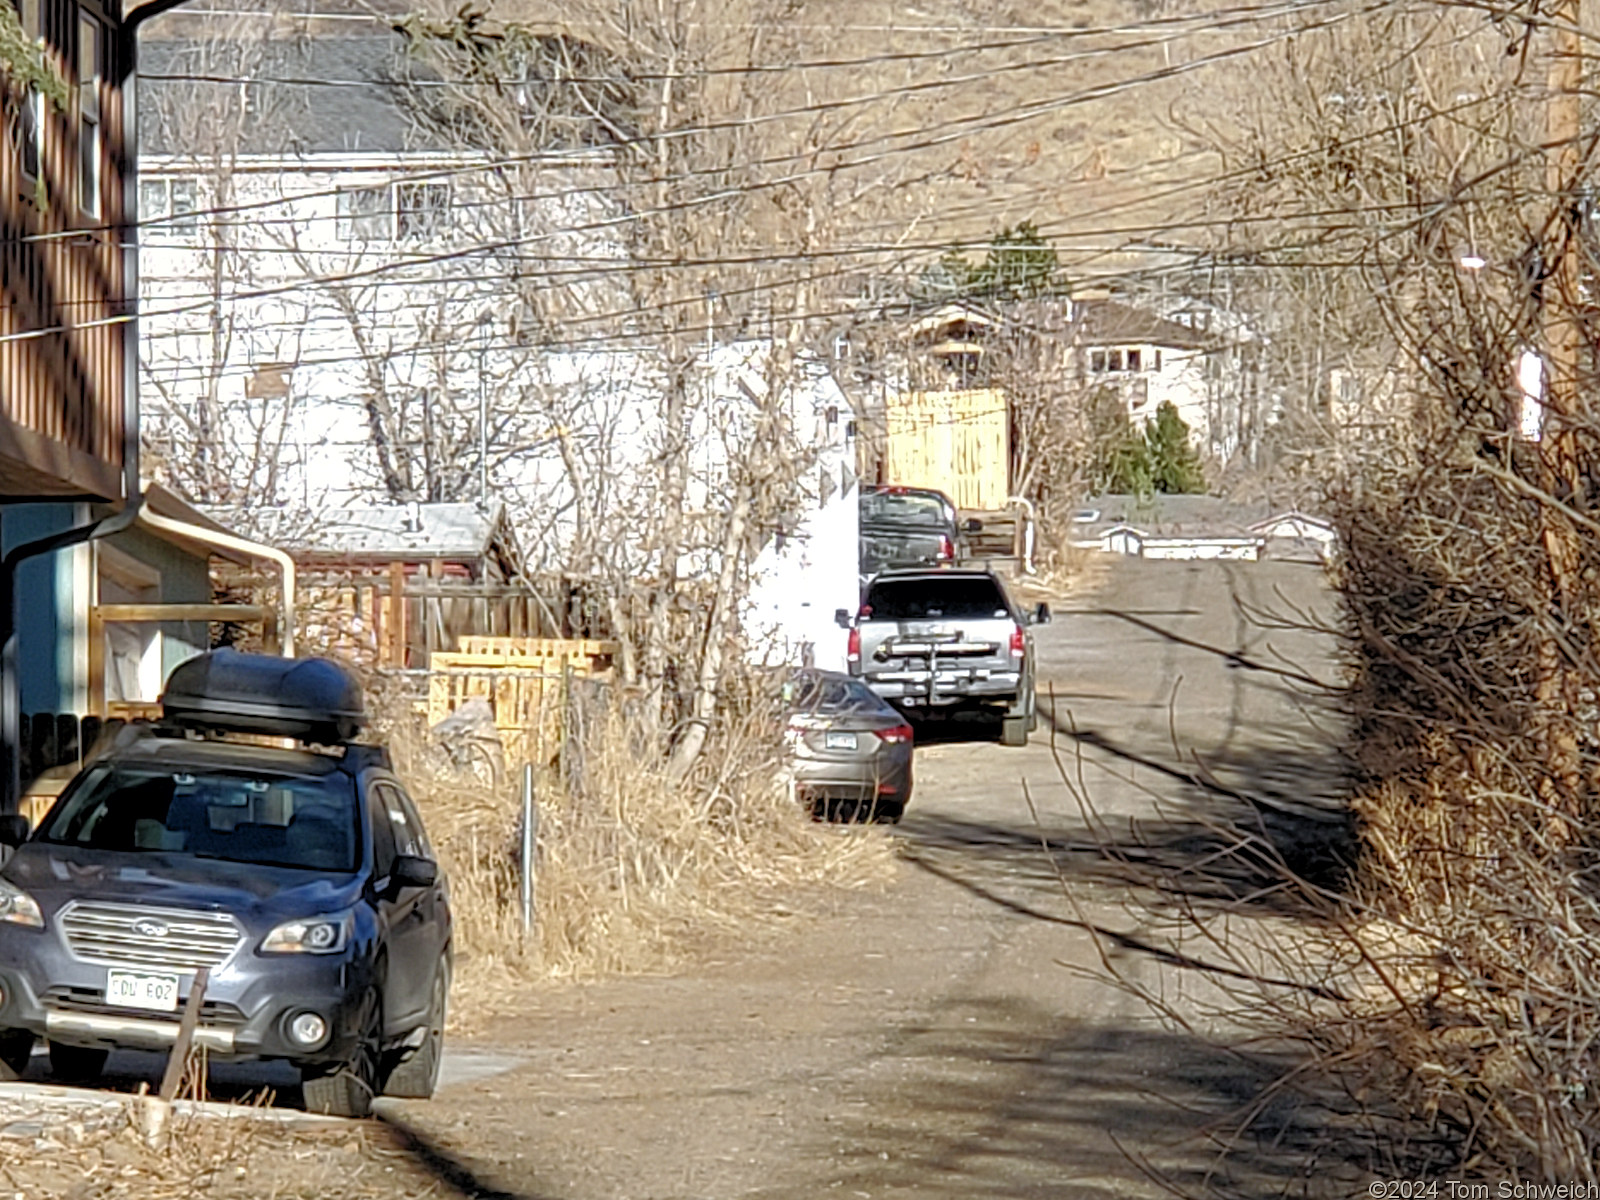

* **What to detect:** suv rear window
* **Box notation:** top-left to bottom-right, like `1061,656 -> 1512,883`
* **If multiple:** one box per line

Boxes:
861,490 -> 949,527
864,577 -> 1009,621
40,765 -> 360,872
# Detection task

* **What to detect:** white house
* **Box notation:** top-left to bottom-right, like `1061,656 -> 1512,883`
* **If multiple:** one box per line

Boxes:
135,29 -> 859,665
137,31 -> 622,515
1074,297 -> 1265,461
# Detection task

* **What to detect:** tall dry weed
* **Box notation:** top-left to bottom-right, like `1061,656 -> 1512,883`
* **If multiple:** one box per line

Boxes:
377,679 -> 894,1023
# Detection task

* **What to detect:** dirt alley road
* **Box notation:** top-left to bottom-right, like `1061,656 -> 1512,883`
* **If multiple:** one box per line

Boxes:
384,557 -> 1349,1200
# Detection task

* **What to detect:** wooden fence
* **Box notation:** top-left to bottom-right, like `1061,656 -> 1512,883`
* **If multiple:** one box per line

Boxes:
884,387 -> 1010,510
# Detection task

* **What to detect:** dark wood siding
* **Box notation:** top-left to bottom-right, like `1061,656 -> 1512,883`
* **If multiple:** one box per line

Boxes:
0,0 -> 125,500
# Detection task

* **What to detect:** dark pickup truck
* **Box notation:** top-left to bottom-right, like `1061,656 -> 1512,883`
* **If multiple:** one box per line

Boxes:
841,569 -> 1050,747
859,485 -> 981,579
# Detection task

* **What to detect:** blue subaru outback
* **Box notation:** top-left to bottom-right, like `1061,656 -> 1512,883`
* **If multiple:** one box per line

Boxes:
0,651 -> 452,1118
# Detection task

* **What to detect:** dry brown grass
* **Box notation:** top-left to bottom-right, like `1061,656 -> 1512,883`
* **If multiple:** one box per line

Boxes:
0,1096 -> 420,1200
378,680 -> 897,1026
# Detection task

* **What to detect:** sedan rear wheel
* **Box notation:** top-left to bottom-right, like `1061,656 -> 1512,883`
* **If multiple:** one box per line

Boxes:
302,990 -> 382,1119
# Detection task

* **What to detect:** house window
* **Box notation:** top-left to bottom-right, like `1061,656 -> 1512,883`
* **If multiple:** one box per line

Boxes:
1154,349 -> 1163,372
396,182 -> 451,241
77,12 -> 100,217
336,185 -> 391,241
1107,349 -> 1123,372
1089,350 -> 1107,373
139,177 -> 199,239
1126,348 -> 1142,372
12,0 -> 41,183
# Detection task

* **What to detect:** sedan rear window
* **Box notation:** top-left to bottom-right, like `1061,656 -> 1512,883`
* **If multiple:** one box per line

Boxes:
861,490 -> 949,527
864,578 -> 1009,621
786,673 -> 893,715
39,766 -> 360,873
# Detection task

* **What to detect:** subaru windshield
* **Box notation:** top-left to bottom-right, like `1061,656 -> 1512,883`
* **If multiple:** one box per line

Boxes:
37,765 -> 360,872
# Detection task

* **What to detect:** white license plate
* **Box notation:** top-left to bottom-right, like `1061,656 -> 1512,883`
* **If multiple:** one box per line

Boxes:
105,970 -> 181,1013
825,731 -> 858,750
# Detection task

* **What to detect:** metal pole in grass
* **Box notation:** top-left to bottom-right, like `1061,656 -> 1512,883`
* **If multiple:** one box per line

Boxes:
520,762 -> 536,939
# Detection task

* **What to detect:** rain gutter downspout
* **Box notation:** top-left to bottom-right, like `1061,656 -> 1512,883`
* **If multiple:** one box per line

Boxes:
135,508 -> 295,657
0,0 -> 196,813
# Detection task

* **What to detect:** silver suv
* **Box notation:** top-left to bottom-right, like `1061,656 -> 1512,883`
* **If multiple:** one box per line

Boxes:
841,569 -> 1050,746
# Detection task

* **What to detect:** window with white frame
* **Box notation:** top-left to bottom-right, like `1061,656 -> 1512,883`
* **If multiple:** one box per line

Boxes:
396,182 -> 452,241
337,182 -> 454,243
336,185 -> 391,241
139,177 -> 199,239
1088,346 -> 1160,375
78,11 -> 100,217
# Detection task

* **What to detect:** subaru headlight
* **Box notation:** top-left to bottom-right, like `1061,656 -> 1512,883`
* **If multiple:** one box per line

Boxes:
260,912 -> 353,955
0,880 -> 42,929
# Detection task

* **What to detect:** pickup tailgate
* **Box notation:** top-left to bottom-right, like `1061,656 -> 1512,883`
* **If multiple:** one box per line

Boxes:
859,616 -> 1020,704
860,525 -> 949,574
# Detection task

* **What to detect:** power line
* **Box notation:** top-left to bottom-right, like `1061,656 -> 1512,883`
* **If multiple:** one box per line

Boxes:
15,0 -> 1355,250
4,0 -> 1389,335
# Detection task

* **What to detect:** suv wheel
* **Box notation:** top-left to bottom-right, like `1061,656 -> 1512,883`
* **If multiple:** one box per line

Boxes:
302,990 -> 382,1118
48,1041 -> 108,1084
0,1031 -> 31,1081
384,966 -> 448,1100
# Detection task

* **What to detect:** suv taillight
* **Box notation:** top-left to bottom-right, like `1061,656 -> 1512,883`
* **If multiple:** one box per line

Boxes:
1010,624 -> 1025,657
937,534 -> 955,563
877,723 -> 914,745
847,626 -> 861,664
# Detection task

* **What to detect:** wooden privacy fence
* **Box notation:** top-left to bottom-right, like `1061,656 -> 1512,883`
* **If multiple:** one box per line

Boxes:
426,637 -> 618,766
884,387 -> 1010,510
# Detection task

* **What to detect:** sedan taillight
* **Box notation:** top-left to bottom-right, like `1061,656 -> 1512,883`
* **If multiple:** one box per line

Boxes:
1010,624 -> 1025,657
877,723 -> 914,745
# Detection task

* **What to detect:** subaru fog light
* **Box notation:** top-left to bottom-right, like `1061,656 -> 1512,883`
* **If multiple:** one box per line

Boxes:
288,1012 -> 329,1048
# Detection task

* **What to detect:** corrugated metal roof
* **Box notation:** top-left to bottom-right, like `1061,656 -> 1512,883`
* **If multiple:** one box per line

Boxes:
201,502 -> 510,560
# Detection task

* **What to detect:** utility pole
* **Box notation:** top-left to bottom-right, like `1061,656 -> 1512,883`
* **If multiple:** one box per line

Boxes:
1539,0 -> 1585,812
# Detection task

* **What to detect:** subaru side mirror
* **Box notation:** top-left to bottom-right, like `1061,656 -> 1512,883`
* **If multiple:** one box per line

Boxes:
0,815 -> 28,847
391,854 -> 438,890
834,608 -> 852,628
1033,603 -> 1052,626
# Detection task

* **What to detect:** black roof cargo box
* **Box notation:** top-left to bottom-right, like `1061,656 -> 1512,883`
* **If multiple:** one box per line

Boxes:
162,650 -> 367,744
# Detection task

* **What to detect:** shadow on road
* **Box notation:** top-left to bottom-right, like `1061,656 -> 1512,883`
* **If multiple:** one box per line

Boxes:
901,714 -> 1356,926
762,1000 -> 1393,1200
376,1109 -> 559,1200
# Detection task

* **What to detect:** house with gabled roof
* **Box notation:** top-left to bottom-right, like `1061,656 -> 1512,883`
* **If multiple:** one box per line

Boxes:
1074,297 -> 1265,461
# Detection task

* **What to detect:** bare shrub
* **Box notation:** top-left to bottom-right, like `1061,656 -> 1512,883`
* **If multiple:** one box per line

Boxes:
1073,2 -> 1600,1186
378,676 -> 895,1024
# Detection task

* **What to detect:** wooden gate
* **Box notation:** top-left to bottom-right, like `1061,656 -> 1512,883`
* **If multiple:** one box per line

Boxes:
884,388 -> 1009,509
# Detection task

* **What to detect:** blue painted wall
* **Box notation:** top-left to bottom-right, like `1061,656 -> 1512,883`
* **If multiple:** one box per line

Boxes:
1,503 -> 85,715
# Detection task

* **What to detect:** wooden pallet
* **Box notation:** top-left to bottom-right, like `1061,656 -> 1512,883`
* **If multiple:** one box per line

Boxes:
426,638 -> 617,765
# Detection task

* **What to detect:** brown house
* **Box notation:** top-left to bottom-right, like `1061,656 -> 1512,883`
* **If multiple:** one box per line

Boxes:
2,0 -> 132,499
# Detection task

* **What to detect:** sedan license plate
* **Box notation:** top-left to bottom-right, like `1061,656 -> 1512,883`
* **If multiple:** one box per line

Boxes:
105,970 -> 181,1013
824,731 -> 858,751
